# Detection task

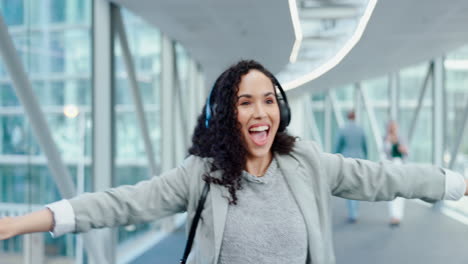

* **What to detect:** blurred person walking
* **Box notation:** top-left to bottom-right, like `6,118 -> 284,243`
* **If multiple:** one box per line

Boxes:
383,120 -> 409,227
334,110 -> 368,223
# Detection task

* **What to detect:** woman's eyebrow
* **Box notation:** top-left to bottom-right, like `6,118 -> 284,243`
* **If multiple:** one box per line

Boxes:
238,92 -> 275,99
237,94 -> 252,99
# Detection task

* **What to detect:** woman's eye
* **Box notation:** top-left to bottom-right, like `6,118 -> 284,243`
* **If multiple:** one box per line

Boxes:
266,99 -> 274,104
240,101 -> 250,106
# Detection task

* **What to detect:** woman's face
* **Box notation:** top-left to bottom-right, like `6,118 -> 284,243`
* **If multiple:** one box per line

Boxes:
388,121 -> 398,134
236,70 -> 280,159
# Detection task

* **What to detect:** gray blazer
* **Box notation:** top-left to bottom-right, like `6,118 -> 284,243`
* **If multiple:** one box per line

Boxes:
334,121 -> 367,159
69,140 -> 445,264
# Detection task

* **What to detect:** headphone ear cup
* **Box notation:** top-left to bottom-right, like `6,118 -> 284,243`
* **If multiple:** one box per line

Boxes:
278,98 -> 291,132
205,104 -> 211,128
205,84 -> 216,128
274,79 -> 291,132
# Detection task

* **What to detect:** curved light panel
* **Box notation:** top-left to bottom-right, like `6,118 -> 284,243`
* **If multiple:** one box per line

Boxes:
288,0 -> 302,63
281,0 -> 378,91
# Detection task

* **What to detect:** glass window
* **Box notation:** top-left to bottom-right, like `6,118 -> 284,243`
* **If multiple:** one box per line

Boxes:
334,84 -> 354,102
400,107 -> 432,163
445,44 -> 468,172
399,62 -> 431,102
0,83 -> 21,106
113,9 -> 163,246
50,0 -> 66,23
312,92 -> 326,101
0,0 -> 24,26
361,76 -> 388,101
0,0 -> 92,261
313,110 -> 324,142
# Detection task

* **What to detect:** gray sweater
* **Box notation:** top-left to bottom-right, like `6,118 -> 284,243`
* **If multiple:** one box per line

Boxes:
218,158 -> 308,264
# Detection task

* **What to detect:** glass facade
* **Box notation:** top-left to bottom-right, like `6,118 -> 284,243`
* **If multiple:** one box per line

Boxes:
113,9 -> 162,245
444,45 -> 468,215
0,0 -> 92,261
0,1 -> 202,263
308,43 -> 468,216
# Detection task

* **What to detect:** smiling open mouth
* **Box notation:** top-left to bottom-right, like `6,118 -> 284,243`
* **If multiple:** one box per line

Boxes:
248,125 -> 270,146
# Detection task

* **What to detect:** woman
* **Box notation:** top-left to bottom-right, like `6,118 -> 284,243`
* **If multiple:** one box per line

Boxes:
383,120 -> 409,227
0,60 -> 467,264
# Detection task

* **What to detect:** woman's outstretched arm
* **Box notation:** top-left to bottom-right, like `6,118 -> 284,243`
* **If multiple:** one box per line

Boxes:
0,208 -> 54,240
465,179 -> 468,195
0,155 -> 203,240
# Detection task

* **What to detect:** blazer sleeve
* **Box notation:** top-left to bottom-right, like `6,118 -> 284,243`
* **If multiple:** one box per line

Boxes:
68,156 -> 198,233
318,147 -> 446,202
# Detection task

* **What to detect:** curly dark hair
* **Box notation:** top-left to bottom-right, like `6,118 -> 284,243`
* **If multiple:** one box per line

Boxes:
188,60 -> 296,204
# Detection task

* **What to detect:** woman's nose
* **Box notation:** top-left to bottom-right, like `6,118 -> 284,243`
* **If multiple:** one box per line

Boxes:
253,103 -> 267,118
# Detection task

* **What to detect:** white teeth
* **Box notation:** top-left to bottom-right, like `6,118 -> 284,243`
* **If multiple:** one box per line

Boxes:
249,125 -> 269,132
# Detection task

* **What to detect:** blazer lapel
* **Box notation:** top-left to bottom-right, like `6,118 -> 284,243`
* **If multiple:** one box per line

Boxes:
277,153 -> 322,264
210,170 -> 229,264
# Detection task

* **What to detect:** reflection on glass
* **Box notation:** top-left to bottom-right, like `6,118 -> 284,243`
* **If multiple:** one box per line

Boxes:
113,9 -> 163,246
361,76 -> 388,101
0,0 -> 92,262
399,62 -> 429,101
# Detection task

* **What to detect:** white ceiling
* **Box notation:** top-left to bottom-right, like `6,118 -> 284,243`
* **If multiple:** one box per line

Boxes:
290,0 -> 468,96
109,0 -> 295,88
110,0 -> 468,96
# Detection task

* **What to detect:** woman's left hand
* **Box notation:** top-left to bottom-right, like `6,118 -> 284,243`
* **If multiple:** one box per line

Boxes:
465,179 -> 468,195
398,144 -> 408,155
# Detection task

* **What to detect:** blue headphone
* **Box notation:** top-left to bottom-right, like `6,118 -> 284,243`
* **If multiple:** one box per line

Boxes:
205,76 -> 291,132
204,87 -> 215,128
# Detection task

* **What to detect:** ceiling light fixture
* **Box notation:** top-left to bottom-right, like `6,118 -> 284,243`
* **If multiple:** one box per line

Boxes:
284,0 -> 378,91
63,105 -> 80,119
288,0 -> 302,63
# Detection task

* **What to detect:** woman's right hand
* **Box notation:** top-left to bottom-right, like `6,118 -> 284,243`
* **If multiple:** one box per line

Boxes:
398,144 -> 408,155
0,209 -> 54,240
0,217 -> 18,240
